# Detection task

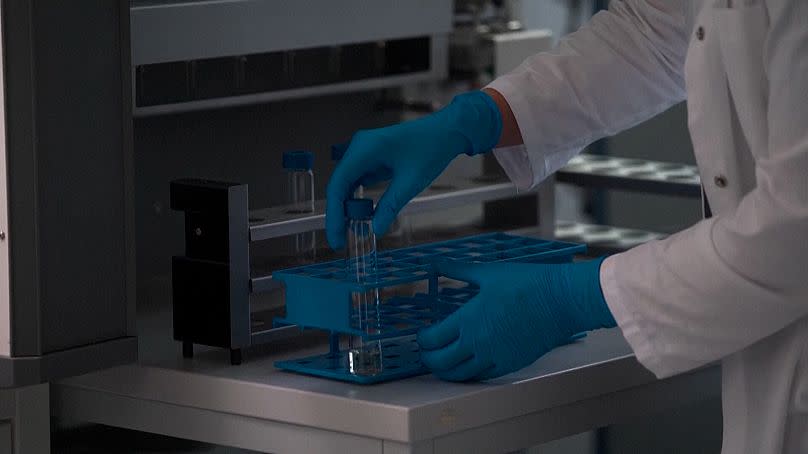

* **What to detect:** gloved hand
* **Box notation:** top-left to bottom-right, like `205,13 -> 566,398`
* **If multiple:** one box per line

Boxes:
326,91 -> 502,249
418,258 -> 617,381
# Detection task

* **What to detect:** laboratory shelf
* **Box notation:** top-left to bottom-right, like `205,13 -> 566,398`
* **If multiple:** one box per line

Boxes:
249,155 -> 698,243
554,221 -> 666,255
135,72 -> 445,117
130,0 -> 452,116
52,323 -> 721,454
556,154 -> 701,197
248,180 -> 527,242
130,0 -> 452,66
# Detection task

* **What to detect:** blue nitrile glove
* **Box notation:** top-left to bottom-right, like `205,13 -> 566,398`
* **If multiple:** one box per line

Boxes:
326,91 -> 502,249
418,258 -> 617,382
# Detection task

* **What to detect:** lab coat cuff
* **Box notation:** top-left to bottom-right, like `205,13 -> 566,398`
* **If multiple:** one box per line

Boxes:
486,77 -> 547,189
492,145 -> 533,190
600,254 -> 667,377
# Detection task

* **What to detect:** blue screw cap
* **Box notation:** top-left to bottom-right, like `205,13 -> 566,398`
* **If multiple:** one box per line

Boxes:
330,143 -> 348,161
345,198 -> 374,220
283,150 -> 314,171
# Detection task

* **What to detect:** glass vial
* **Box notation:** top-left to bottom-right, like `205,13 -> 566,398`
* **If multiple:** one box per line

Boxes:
344,198 -> 382,376
283,150 -> 316,262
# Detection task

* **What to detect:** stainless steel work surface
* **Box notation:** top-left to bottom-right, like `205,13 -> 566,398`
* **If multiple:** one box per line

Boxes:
53,310 -> 706,446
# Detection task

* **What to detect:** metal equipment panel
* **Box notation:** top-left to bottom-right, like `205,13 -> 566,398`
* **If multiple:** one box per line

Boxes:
0,0 -> 136,385
31,0 -> 131,353
52,327 -> 720,450
0,1 -> 10,357
131,0 -> 454,65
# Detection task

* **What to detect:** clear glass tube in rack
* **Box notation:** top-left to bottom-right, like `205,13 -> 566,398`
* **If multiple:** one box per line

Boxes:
283,150 -> 316,263
344,198 -> 383,376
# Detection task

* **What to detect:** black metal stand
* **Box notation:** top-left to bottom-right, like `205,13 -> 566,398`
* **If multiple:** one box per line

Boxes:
171,179 -> 251,362
182,341 -> 194,359
230,349 -> 243,366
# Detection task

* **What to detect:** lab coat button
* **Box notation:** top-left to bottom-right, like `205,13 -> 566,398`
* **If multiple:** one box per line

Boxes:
696,26 -> 705,41
714,175 -> 728,188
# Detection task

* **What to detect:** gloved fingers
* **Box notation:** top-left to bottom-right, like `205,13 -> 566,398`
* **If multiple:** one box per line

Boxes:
373,175 -> 424,236
326,155 -> 377,249
417,311 -> 462,351
431,260 -> 484,286
357,167 -> 393,188
433,356 -> 493,382
419,336 -> 473,372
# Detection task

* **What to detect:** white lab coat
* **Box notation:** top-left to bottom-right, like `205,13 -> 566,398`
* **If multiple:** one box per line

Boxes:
488,0 -> 808,452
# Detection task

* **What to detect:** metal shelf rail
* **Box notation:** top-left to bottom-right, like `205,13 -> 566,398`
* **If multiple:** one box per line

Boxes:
130,0 -> 453,116
556,154 -> 701,197
249,180 -> 523,241
249,154 -> 700,244
554,221 -> 665,255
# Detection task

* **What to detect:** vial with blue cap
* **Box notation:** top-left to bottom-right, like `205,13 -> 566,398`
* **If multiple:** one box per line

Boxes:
332,143 -> 414,246
283,150 -> 316,262
345,198 -> 382,376
283,150 -> 315,213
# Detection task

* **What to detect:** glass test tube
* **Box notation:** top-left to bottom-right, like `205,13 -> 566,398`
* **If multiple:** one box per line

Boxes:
283,150 -> 316,263
345,198 -> 383,376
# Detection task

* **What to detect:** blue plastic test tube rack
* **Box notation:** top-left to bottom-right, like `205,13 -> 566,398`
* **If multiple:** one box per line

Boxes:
273,232 -> 586,384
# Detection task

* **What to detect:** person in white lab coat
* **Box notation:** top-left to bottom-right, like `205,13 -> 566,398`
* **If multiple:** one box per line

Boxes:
325,1 -> 808,452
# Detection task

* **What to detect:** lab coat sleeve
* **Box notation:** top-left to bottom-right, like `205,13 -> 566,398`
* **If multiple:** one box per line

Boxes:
602,0 -> 808,378
487,0 -> 689,189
